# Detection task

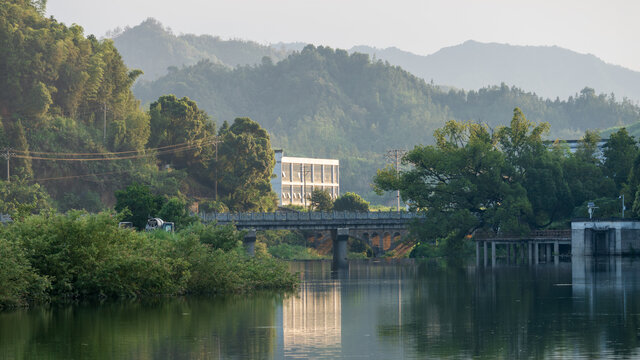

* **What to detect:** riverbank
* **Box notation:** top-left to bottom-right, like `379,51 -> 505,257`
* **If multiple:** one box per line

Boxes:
0,211 -> 298,310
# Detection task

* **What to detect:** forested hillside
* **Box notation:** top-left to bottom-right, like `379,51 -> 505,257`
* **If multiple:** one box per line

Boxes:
0,0 -> 277,213
110,18 -> 289,80
133,45 -> 640,200
352,41 -> 640,103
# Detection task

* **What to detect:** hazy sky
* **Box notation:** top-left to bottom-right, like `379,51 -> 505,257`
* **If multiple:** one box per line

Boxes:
47,0 -> 640,71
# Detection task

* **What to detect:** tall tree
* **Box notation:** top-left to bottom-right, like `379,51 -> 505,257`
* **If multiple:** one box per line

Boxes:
602,128 -> 637,190
215,117 -> 278,212
148,95 -> 215,169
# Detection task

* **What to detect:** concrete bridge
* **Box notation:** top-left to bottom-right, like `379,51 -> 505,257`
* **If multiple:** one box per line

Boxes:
199,211 -> 422,268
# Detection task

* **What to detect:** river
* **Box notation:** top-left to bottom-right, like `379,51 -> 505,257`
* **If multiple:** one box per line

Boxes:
1,258 -> 640,359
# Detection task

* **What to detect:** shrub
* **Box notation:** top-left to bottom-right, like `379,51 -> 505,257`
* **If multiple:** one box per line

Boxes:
8,211 -> 189,298
333,192 -> 369,212
180,222 -> 243,251
0,237 -> 50,309
0,212 -> 298,306
268,244 -> 323,260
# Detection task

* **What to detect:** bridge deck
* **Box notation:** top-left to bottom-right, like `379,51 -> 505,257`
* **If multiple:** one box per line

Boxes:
474,230 -> 571,243
199,211 -> 423,231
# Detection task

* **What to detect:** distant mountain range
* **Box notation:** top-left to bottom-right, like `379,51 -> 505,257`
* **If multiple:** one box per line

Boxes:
111,18 -> 289,80
350,41 -> 640,103
110,19 -> 640,103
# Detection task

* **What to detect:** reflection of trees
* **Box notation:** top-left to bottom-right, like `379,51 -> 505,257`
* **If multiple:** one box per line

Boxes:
377,261 -> 640,358
0,294 -> 285,359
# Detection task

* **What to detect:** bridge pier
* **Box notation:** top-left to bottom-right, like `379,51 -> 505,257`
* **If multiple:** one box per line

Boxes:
545,243 -> 551,263
554,241 -> 560,264
332,228 -> 349,270
491,242 -> 496,266
244,229 -> 256,257
483,241 -> 488,266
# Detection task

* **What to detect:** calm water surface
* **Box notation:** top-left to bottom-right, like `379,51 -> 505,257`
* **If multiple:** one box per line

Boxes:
2,258 -> 640,359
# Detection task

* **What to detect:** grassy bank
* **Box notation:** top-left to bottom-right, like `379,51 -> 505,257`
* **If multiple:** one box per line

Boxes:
0,212 -> 298,310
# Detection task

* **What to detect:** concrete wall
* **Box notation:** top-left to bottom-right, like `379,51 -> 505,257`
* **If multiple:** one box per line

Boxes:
572,220 -> 640,255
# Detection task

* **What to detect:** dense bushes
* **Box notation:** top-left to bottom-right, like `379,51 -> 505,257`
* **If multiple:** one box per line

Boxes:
0,212 -> 298,310
0,237 -> 49,308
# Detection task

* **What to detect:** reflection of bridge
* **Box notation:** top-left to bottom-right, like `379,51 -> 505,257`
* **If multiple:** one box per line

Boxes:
200,211 -> 423,268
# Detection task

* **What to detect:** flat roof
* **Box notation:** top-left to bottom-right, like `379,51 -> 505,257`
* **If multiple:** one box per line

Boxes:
281,156 -> 339,165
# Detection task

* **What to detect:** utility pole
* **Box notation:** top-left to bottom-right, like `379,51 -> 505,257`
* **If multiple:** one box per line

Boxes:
213,137 -> 220,201
385,149 -> 407,212
1,148 -> 15,182
103,102 -> 107,143
299,164 -> 311,210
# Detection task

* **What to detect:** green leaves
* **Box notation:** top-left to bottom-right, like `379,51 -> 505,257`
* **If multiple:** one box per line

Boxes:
215,117 -> 278,212
310,189 -> 333,211
333,192 -> 369,212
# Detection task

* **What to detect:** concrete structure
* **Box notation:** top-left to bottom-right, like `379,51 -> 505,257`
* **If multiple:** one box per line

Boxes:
475,219 -> 640,266
271,150 -> 340,207
474,230 -> 571,266
571,219 -> 640,256
200,211 -> 421,266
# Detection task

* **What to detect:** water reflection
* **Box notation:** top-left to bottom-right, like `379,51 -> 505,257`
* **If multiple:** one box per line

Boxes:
3,259 -> 640,359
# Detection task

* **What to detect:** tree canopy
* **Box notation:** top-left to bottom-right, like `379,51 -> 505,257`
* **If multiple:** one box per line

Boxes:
333,192 -> 370,212
374,108 -> 626,244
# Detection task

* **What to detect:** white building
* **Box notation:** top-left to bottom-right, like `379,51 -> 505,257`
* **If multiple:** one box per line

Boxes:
271,150 -> 340,207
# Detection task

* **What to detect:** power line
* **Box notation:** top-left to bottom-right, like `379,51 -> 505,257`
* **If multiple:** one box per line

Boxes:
12,136 -> 219,156
31,169 -> 134,182
14,143 -> 205,162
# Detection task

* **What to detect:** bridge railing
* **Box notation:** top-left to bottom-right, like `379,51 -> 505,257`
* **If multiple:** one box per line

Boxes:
474,229 -> 571,240
199,211 -> 420,223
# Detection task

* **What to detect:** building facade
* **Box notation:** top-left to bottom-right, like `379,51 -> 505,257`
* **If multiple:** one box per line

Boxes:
271,150 -> 340,207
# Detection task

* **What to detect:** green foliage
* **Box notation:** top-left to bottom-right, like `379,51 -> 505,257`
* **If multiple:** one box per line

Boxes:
180,222 -> 242,252
348,237 -> 373,257
268,243 -> 323,260
115,183 -> 163,229
603,128 -> 638,190
572,198 -> 622,219
148,94 -> 215,170
257,229 -> 305,247
8,211 -> 190,298
198,200 -> 229,213
409,234 -> 473,259
310,189 -> 333,211
58,191 -> 103,213
157,197 -> 196,229
215,118 -> 278,212
375,109 -> 627,244
0,236 -> 50,309
333,192 -> 370,212
0,212 -> 298,306
0,1 -> 155,208
0,179 -> 52,219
